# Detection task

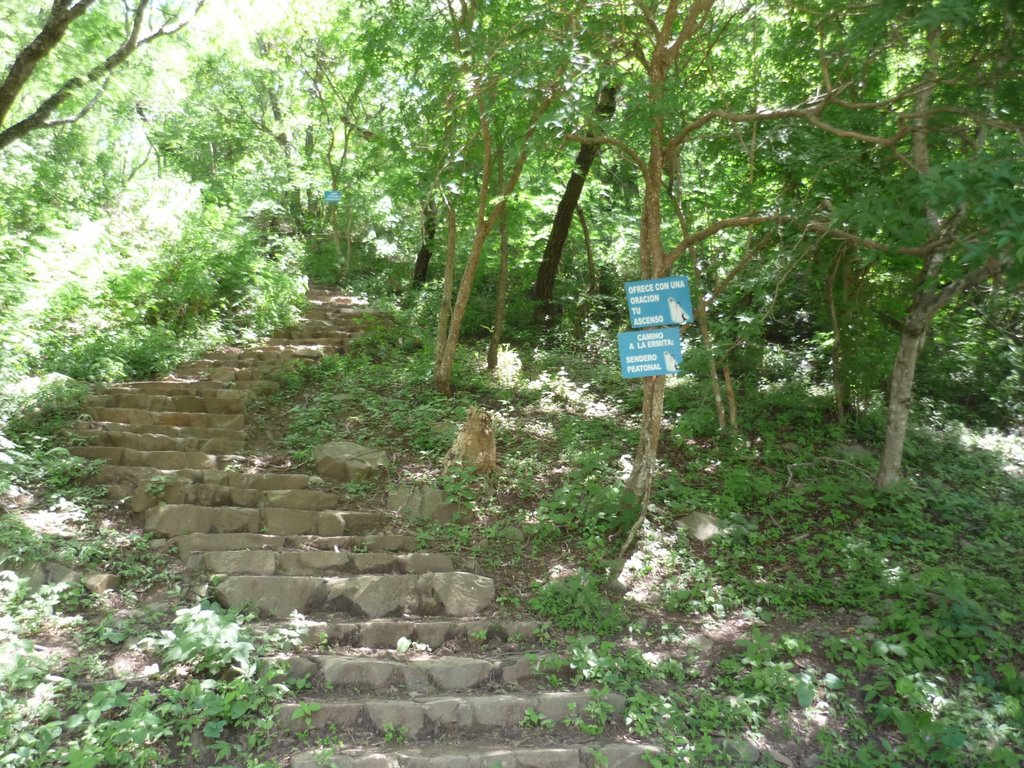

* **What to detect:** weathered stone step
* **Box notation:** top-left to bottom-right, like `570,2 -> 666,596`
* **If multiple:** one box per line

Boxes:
172,365 -> 282,384
197,344 -> 338,364
86,393 -> 246,413
268,327 -> 352,341
84,407 -> 245,430
278,690 -> 625,737
291,743 -> 654,768
76,421 -> 245,443
281,652 -> 566,693
304,618 -> 544,651
76,429 -> 245,455
172,532 -> 417,560
70,446 -> 246,471
104,381 -> 252,397
189,550 -> 453,577
146,503 -> 383,537
215,572 -> 495,618
95,466 -> 314,490
130,483 -> 339,513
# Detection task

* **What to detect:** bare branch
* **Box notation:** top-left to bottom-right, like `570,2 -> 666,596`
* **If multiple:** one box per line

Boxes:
667,213 -> 777,265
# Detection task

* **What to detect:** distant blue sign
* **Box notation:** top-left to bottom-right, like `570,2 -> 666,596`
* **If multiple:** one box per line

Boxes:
323,190 -> 341,203
618,327 -> 683,379
625,276 -> 692,329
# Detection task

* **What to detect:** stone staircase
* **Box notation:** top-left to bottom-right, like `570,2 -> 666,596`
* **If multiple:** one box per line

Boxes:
71,287 -> 654,768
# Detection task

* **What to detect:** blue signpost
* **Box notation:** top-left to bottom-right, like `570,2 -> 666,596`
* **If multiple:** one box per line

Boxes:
618,327 -> 683,379
625,276 -> 692,328
618,275 -> 691,379
323,190 -> 341,203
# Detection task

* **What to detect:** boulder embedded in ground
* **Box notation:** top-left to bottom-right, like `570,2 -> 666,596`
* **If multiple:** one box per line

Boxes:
313,441 -> 388,482
387,485 -> 474,524
83,573 -> 122,593
678,511 -> 720,542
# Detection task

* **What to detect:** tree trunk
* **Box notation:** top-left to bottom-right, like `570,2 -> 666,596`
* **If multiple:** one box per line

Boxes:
576,204 -> 597,293
487,196 -> 510,370
412,197 -> 437,285
696,302 -> 726,430
827,249 -> 846,422
435,200 -> 458,371
876,311 -> 928,487
532,86 -> 616,307
723,363 -> 738,430
532,142 -> 599,303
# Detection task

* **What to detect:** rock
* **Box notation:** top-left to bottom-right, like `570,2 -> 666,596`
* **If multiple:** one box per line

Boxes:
83,573 -> 122,593
45,562 -> 79,585
387,485 -> 474,524
678,511 -> 720,542
431,572 -> 495,615
215,575 -> 323,617
313,441 -> 388,482
765,748 -> 795,767
723,736 -> 760,764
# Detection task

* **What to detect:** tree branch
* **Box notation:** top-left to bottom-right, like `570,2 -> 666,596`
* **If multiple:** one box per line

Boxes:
0,0 -> 205,152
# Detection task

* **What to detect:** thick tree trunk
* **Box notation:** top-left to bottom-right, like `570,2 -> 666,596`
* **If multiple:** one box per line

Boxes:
532,142 -> 600,302
532,86 -> 616,307
413,198 -> 437,285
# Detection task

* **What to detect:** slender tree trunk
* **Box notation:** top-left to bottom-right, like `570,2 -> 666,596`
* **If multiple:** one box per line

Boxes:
877,310 -> 928,487
723,364 -> 738,430
827,249 -> 846,423
435,200 -> 458,370
487,196 -> 510,371
413,197 -> 437,285
696,303 -> 726,430
576,205 -> 597,293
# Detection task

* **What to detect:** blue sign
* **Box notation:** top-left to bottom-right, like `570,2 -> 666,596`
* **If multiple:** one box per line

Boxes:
625,276 -> 693,328
618,327 -> 683,379
323,190 -> 341,203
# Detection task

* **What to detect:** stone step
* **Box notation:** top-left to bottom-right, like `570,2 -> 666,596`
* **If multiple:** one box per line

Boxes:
104,381 -> 252,397
130,482 -> 339,513
96,466 -> 315,490
215,572 -> 495,618
278,690 -> 625,738
146,503 -> 383,538
200,344 -> 337,363
171,532 -> 417,560
268,327 -> 352,341
189,550 -> 453,577
70,446 -> 243,471
85,393 -> 247,413
76,421 -> 246,443
280,652 -> 567,693
297,618 -> 545,652
171,365 -> 284,384
76,429 -> 245,455
290,743 -> 653,768
84,407 -> 245,430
